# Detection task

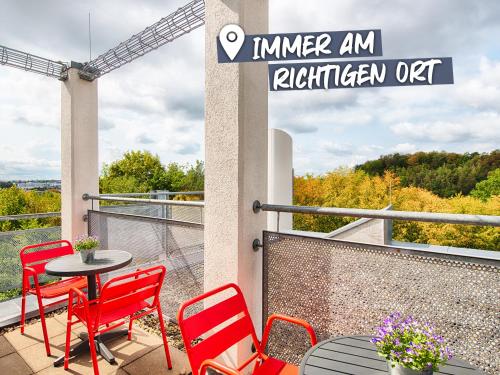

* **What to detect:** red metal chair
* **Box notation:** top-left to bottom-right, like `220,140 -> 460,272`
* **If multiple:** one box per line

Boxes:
20,240 -> 90,356
64,265 -> 172,375
177,283 -> 317,375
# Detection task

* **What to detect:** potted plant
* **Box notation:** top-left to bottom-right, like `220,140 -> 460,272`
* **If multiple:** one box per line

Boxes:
371,312 -> 452,375
74,235 -> 100,263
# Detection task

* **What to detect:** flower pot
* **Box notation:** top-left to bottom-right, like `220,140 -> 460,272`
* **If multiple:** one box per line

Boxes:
79,248 -> 97,263
387,363 -> 433,375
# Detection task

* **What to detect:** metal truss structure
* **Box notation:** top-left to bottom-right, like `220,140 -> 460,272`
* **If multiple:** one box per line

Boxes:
0,0 -> 205,81
0,45 -> 68,80
79,0 -> 205,80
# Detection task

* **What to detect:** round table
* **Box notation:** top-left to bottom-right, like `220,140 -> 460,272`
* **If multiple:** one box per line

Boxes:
45,250 -> 133,367
45,250 -> 132,300
300,335 -> 485,375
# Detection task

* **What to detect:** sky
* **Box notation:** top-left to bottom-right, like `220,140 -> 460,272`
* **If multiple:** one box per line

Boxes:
0,0 -> 499,180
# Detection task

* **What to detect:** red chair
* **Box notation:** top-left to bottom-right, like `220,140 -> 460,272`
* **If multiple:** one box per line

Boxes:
20,240 -> 90,356
64,265 -> 172,375
177,283 -> 317,375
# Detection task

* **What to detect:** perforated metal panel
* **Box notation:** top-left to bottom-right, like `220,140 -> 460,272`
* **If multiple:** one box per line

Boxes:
88,210 -> 204,320
0,227 -> 61,292
262,231 -> 499,374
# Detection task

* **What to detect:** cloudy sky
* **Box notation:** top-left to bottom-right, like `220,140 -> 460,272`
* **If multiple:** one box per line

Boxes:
0,0 -> 499,180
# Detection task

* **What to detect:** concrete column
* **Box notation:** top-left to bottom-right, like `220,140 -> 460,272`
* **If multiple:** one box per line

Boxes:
204,0 -> 268,366
268,129 -> 293,231
61,68 -> 99,242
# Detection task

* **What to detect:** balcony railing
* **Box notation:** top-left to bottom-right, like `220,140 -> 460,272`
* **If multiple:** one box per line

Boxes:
255,202 -> 499,375
0,195 -> 498,374
0,213 -> 61,295
85,194 -> 205,320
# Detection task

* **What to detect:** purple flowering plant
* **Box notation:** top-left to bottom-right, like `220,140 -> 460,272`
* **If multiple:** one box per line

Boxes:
371,312 -> 452,372
74,235 -> 100,251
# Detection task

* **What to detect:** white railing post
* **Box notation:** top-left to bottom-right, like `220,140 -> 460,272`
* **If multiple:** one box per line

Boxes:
268,129 -> 293,231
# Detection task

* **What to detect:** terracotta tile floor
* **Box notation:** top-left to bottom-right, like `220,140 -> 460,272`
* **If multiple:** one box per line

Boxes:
0,313 -> 191,375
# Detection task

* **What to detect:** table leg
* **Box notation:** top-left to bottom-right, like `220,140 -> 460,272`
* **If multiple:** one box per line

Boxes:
53,329 -> 128,367
87,274 -> 97,300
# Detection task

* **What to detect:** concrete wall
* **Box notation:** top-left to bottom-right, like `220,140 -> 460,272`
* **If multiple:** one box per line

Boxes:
60,68 -> 99,241
204,0 -> 269,366
326,218 -> 387,245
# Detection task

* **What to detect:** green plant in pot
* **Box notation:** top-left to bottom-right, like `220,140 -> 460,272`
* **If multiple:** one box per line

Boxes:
371,312 -> 452,375
74,235 -> 100,264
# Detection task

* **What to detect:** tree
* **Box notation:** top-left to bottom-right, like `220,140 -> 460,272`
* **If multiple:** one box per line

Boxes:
183,160 -> 204,191
356,150 -> 500,198
471,169 -> 500,201
100,150 -> 168,193
164,163 -> 186,192
292,169 -> 500,251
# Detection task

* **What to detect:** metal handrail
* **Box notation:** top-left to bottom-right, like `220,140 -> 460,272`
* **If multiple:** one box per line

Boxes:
253,201 -> 500,227
83,194 -> 204,207
100,191 -> 204,197
0,212 -> 60,222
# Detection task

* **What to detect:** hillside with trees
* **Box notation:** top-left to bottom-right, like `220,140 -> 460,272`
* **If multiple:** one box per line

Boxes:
293,170 -> 499,251
0,150 -> 498,250
356,150 -> 499,198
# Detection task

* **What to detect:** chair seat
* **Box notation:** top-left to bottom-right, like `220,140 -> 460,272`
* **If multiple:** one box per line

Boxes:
74,300 -> 149,327
254,358 -> 298,375
30,277 -> 87,299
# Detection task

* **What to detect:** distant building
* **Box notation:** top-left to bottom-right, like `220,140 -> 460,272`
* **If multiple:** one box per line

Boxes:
14,180 -> 61,191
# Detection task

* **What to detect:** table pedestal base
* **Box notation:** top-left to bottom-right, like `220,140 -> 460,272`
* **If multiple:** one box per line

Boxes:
53,329 -> 128,367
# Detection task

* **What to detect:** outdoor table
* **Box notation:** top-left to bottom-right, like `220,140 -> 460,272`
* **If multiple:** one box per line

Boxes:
300,335 -> 485,375
45,250 -> 133,367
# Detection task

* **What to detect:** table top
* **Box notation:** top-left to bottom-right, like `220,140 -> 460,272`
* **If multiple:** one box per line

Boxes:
45,250 -> 133,277
300,335 -> 484,375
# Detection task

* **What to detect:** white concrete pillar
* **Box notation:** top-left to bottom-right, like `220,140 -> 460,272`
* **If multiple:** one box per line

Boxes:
204,0 -> 268,366
61,68 -> 99,242
268,129 -> 293,231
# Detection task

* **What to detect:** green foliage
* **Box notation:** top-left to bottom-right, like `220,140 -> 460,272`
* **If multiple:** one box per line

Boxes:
0,187 -> 61,231
182,160 -> 204,192
99,150 -> 204,194
372,312 -> 452,372
356,150 -> 500,198
74,235 -> 100,251
471,168 -> 500,201
293,169 -> 500,251
100,150 -> 168,192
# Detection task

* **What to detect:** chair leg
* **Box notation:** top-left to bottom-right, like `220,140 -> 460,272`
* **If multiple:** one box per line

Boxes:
128,316 -> 134,340
20,288 -> 26,334
88,328 -> 100,375
36,293 -> 51,356
64,305 -> 73,370
157,305 -> 172,370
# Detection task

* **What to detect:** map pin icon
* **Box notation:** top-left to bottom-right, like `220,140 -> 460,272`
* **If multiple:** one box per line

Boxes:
219,24 -> 245,61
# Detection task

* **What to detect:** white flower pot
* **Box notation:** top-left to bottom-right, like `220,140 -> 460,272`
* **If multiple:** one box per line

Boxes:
388,363 -> 433,375
79,248 -> 97,263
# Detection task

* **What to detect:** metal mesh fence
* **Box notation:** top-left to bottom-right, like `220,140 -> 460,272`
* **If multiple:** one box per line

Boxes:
262,231 -> 500,375
88,210 -> 204,320
99,203 -> 204,223
0,227 -> 61,292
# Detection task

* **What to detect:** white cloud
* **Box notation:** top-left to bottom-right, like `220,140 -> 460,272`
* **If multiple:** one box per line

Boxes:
392,143 -> 416,153
454,57 -> 500,112
1,0 -> 500,179
390,113 -> 500,143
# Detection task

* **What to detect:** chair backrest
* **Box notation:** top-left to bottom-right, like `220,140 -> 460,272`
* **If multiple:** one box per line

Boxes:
20,240 -> 74,277
177,283 -> 261,375
95,265 -> 166,327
